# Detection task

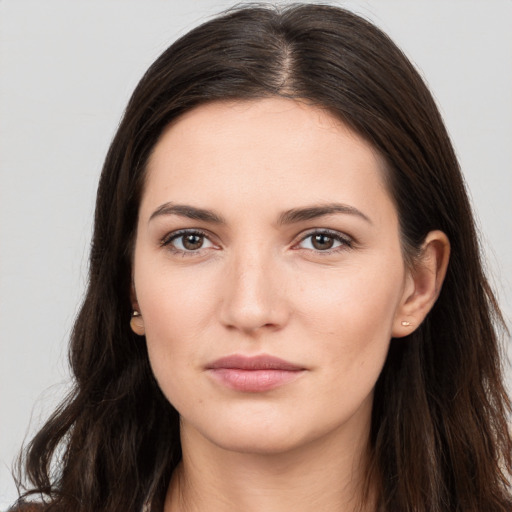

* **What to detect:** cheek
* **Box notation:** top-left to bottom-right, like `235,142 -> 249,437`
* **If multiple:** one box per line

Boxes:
136,253 -> 219,336
140,283 -> 205,412
133,254 -> 222,395
296,256 -> 404,332
292,256 -> 405,378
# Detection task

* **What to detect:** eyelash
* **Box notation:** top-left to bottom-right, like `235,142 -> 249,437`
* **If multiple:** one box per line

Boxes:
161,229 -> 215,256
295,229 -> 354,254
160,228 -> 354,256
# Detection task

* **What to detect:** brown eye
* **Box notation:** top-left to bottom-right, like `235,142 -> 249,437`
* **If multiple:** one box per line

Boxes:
297,230 -> 352,252
164,230 -> 214,253
182,233 -> 204,250
311,234 -> 335,250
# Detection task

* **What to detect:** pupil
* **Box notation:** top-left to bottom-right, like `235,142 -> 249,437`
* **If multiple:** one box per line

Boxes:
183,234 -> 203,250
312,234 -> 334,250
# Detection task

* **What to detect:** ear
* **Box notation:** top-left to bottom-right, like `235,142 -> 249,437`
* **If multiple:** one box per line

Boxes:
130,281 -> 146,336
130,312 -> 146,336
392,230 -> 450,338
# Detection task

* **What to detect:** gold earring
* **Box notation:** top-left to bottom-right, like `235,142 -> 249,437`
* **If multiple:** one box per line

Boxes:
401,320 -> 412,327
130,310 -> 145,336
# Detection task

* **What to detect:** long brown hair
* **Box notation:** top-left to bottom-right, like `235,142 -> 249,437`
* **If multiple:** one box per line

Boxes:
15,4 -> 511,511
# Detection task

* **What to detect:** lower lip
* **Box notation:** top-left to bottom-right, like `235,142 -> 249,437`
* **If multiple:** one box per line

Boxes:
207,368 -> 305,392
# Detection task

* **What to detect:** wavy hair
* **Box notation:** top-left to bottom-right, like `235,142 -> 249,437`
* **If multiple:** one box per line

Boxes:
15,4 -> 511,512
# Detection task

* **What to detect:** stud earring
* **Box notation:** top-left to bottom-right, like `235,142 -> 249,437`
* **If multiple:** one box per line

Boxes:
401,320 -> 412,327
130,310 -> 145,336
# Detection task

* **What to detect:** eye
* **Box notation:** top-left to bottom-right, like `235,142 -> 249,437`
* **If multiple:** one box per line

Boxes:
296,230 -> 352,252
162,230 -> 215,253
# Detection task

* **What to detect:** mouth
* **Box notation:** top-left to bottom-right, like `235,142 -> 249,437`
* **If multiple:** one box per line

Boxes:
205,354 -> 306,393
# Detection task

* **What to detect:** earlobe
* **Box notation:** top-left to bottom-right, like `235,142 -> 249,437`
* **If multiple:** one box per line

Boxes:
130,310 -> 146,336
392,230 -> 450,338
130,281 -> 145,336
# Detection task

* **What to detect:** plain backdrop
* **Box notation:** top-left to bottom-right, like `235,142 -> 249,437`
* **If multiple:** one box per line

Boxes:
1,0 -> 511,507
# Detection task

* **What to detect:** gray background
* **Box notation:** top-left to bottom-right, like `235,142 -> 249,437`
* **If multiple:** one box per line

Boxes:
1,0 -> 511,507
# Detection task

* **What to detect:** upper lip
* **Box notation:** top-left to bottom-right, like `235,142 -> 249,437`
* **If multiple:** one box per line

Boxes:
206,354 -> 305,371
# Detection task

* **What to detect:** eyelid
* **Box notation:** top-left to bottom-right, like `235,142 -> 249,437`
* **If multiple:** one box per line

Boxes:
293,228 -> 354,253
160,228 -> 219,254
159,227 -> 354,256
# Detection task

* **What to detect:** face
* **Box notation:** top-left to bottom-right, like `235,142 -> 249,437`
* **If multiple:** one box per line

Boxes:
132,98 -> 412,455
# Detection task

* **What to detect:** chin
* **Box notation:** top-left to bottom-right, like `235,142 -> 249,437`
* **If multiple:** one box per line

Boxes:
204,426 -> 308,456
181,405 -> 312,456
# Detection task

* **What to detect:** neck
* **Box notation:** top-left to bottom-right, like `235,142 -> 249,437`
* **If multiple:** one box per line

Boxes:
164,420 -> 375,512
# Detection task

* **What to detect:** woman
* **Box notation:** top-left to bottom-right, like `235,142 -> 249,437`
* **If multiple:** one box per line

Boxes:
13,3 -> 512,512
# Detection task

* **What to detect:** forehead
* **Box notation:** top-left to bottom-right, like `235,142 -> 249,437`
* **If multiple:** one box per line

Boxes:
142,98 -> 393,221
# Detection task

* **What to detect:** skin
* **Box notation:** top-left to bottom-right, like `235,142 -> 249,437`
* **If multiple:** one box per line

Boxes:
131,98 -> 450,512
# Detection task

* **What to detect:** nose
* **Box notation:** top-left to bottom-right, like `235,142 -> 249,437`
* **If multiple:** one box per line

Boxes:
219,248 -> 289,335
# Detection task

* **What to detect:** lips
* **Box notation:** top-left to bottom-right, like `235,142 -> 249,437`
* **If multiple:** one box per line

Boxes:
206,354 -> 306,392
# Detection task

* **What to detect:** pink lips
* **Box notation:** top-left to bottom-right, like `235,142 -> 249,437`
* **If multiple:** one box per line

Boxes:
206,354 -> 306,392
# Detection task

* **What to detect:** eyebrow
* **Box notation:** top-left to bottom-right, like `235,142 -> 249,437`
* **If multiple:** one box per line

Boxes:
149,203 -> 226,224
149,202 -> 372,225
277,203 -> 372,225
